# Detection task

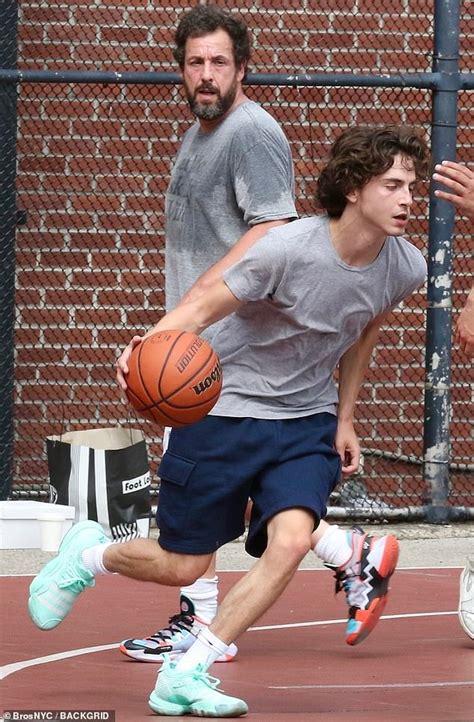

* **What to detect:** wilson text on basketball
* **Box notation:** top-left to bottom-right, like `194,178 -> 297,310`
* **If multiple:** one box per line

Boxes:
192,361 -> 222,396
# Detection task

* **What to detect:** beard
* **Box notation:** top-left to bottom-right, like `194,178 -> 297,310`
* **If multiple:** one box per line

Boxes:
185,76 -> 239,121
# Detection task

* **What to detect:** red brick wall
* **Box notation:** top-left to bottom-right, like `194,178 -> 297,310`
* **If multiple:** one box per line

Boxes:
12,1 -> 473,502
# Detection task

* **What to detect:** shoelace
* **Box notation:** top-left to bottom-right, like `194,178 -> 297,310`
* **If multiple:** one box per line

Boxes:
150,612 -> 195,643
330,565 -> 363,596
333,569 -> 352,595
57,561 -> 94,590
190,668 -> 220,690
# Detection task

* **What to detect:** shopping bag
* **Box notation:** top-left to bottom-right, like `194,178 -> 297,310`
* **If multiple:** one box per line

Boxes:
46,427 -> 151,541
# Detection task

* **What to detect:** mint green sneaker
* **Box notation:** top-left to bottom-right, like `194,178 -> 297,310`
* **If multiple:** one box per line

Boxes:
148,656 -> 248,717
28,520 -> 109,630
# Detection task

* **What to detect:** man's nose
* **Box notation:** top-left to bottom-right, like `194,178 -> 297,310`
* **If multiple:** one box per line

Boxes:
201,60 -> 215,81
401,187 -> 413,206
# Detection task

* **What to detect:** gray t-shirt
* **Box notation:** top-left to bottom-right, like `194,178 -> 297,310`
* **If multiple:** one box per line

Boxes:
210,215 -> 426,419
165,100 -> 297,314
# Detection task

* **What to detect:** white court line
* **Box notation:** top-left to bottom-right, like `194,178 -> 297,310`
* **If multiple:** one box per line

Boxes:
250,609 -> 456,631
0,644 -> 117,681
270,681 -> 473,690
0,610 -> 457,681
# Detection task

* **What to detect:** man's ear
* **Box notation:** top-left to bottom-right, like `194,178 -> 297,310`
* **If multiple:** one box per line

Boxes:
346,188 -> 359,204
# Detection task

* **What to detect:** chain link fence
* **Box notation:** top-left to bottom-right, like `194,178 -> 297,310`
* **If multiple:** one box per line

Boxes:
1,1 -> 473,520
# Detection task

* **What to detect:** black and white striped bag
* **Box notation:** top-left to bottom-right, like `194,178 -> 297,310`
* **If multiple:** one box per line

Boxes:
46,427 -> 151,541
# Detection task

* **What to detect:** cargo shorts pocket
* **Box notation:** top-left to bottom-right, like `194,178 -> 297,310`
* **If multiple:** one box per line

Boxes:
157,451 -> 197,534
158,451 -> 196,487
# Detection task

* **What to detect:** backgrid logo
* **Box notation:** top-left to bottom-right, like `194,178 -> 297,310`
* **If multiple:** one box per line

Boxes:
3,713 -> 115,721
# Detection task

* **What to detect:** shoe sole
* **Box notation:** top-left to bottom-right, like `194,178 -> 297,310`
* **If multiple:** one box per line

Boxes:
458,611 -> 474,640
28,553 -> 75,629
458,567 -> 474,640
346,593 -> 389,646
148,691 -> 248,717
119,643 -> 236,663
346,534 -> 399,646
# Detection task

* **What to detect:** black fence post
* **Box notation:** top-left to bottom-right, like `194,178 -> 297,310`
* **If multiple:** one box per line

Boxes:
423,0 -> 460,523
0,1 -> 19,499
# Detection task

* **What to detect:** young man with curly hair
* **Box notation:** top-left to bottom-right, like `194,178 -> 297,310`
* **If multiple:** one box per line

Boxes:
29,125 -> 429,717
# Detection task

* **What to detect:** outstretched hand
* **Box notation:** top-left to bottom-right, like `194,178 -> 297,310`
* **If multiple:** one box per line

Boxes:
433,161 -> 474,220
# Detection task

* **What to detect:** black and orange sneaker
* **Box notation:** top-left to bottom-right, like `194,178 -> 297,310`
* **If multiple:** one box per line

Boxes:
332,527 -> 399,646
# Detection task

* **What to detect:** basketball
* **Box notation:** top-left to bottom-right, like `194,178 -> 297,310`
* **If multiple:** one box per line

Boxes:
125,329 -> 222,427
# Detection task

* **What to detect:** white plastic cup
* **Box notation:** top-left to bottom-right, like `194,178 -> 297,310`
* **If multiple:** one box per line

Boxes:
37,513 -> 67,552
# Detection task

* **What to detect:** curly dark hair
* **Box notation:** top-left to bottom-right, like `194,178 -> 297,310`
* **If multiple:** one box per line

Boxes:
173,5 -> 251,76
315,126 -> 430,218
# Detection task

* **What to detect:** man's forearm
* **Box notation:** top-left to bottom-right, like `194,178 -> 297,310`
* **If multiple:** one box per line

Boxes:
145,279 -> 242,339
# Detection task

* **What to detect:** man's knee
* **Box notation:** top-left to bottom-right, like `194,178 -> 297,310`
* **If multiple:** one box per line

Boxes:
165,553 -> 213,586
267,534 -> 311,565
266,509 -> 314,566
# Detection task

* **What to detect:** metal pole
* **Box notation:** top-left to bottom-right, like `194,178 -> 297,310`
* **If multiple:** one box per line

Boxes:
423,0 -> 460,523
0,1 -> 19,499
0,68 -> 442,88
0,68 -> 472,90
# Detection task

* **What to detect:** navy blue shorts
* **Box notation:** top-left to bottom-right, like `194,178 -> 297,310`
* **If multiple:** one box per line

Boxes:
156,414 -> 341,558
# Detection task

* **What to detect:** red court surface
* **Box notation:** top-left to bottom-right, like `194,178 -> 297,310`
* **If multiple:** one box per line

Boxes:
1,568 -> 473,721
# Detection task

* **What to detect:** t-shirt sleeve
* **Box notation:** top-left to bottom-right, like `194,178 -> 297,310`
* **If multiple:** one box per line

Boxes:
231,125 -> 297,226
223,229 -> 287,302
388,242 -> 427,309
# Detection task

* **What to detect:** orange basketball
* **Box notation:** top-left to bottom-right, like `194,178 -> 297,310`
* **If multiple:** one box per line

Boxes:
125,329 -> 223,427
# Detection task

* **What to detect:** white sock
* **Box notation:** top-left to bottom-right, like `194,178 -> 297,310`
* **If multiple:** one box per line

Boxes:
313,525 -> 352,568
81,542 -> 114,575
181,576 -> 218,623
174,626 -> 229,672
